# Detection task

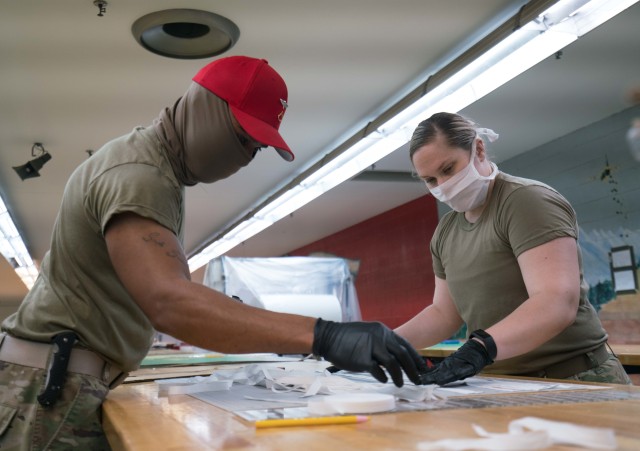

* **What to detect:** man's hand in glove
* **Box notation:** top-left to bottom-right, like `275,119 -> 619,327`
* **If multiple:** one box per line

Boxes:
312,318 -> 428,387
419,339 -> 494,386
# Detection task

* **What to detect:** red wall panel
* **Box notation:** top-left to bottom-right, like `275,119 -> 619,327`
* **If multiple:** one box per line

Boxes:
289,194 -> 439,328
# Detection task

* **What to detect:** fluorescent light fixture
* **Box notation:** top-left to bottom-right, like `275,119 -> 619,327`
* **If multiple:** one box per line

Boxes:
0,195 -> 38,289
188,0 -> 639,272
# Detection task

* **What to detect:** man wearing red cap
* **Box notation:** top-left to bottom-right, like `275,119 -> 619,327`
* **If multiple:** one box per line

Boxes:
0,56 -> 427,449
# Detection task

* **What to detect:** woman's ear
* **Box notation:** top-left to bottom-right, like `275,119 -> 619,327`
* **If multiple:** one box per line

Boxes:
475,138 -> 486,161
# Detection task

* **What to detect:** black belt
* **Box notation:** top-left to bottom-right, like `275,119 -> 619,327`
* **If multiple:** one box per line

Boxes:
523,344 -> 610,379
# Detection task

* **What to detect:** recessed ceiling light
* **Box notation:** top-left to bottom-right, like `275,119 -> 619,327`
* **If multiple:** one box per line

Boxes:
131,9 -> 240,59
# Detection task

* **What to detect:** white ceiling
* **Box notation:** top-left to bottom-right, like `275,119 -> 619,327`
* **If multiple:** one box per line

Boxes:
1,0 -> 639,303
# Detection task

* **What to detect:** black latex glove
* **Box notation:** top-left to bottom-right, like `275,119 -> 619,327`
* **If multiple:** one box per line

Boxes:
419,339 -> 494,386
312,318 -> 428,387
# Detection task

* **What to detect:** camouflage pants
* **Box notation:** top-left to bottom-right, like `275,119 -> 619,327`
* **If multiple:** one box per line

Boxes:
564,355 -> 633,385
0,362 -> 111,450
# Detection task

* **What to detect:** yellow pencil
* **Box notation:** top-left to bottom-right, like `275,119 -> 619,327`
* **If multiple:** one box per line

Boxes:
255,415 -> 369,429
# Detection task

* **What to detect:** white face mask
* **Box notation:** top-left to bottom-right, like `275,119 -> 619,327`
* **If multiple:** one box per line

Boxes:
429,128 -> 499,212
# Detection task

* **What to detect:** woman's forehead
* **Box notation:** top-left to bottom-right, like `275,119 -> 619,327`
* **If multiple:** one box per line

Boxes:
412,143 -> 465,175
413,134 -> 459,161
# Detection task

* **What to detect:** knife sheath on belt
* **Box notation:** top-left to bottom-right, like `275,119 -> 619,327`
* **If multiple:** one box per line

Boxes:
37,331 -> 77,408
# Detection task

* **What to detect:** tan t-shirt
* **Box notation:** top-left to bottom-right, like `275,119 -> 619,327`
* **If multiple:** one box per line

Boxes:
2,126 -> 184,372
431,172 -> 607,375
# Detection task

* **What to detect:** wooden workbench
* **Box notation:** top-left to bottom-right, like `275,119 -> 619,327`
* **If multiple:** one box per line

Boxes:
104,370 -> 640,450
609,344 -> 640,367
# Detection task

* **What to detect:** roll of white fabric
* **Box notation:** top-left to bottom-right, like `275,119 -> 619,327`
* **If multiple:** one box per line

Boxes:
307,393 -> 396,415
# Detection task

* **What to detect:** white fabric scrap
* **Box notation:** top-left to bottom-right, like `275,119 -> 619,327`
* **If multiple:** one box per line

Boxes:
418,431 -> 551,450
155,364 -> 266,397
376,383 -> 434,402
417,416 -> 617,450
155,362 -> 328,397
266,373 -> 364,396
155,361 -> 434,402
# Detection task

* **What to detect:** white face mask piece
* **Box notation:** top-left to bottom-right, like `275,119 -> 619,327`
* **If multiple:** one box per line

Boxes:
428,128 -> 499,212
627,119 -> 640,162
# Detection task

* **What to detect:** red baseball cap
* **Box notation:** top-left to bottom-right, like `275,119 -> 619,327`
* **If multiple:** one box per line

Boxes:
193,56 -> 294,161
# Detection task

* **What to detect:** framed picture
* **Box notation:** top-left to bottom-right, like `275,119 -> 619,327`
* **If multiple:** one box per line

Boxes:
609,245 -> 638,294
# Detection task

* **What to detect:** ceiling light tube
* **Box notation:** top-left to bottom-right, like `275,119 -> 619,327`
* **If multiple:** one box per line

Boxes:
0,195 -> 38,289
188,214 -> 279,270
188,0 -> 638,272
387,29 -> 578,130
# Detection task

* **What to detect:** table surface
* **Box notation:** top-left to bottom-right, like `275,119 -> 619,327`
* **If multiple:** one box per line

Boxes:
104,368 -> 640,450
421,341 -> 640,366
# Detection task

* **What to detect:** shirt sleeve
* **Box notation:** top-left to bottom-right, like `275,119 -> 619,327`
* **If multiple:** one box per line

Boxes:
430,212 -> 455,279
84,162 -> 182,236
498,185 -> 577,258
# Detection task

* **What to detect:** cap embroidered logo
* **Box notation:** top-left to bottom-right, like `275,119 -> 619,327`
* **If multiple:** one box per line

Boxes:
278,99 -> 288,122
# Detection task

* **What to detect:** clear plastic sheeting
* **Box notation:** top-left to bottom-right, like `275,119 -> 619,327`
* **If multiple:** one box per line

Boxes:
203,256 -> 361,322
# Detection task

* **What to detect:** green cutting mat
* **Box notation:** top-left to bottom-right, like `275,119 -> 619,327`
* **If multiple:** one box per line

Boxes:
141,352 -> 302,367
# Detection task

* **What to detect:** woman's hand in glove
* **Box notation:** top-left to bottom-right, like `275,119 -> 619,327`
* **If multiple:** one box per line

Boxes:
419,339 -> 494,386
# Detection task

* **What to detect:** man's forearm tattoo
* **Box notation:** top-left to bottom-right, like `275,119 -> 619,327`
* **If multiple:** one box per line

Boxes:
142,232 -> 189,269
